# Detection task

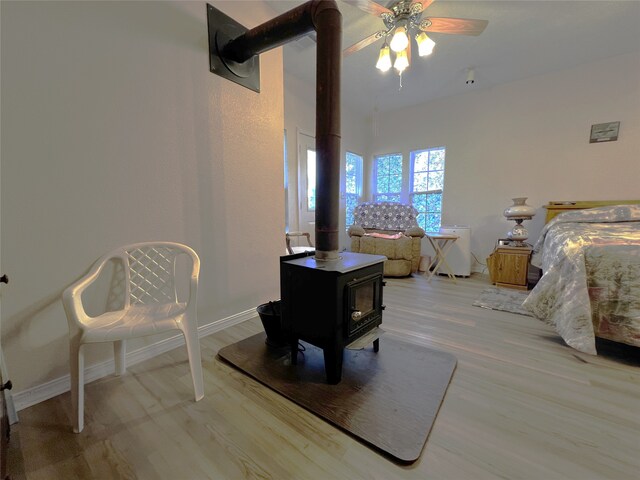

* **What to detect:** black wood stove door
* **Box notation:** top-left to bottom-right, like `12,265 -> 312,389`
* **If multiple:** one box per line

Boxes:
346,273 -> 383,338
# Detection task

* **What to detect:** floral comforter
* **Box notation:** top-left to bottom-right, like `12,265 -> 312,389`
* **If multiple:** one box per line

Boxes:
523,205 -> 640,354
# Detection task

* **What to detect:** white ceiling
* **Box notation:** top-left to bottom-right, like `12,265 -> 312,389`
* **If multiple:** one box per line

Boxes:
265,0 -> 640,115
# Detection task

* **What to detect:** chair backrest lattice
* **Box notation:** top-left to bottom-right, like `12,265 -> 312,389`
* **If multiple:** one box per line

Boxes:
125,246 -> 178,306
105,259 -> 127,312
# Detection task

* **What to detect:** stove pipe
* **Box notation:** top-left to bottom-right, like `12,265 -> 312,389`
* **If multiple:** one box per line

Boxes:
221,1 -> 342,260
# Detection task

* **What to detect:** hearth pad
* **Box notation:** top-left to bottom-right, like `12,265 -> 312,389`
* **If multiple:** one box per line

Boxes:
217,333 -> 456,463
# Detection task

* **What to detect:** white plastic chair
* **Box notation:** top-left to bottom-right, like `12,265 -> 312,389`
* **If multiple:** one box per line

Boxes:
62,242 -> 204,433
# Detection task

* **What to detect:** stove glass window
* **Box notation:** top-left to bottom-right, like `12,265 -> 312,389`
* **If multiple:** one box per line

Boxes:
354,283 -> 374,321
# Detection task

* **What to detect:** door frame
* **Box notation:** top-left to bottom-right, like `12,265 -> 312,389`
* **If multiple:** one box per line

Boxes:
296,129 -> 316,245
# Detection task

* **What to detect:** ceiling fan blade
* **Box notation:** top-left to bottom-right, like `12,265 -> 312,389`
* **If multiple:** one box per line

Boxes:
342,0 -> 392,17
344,31 -> 385,57
420,17 -> 488,36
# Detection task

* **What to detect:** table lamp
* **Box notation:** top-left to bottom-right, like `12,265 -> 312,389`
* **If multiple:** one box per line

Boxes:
504,197 -> 536,246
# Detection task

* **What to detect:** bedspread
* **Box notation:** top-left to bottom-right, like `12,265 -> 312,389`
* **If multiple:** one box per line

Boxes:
522,205 -> 640,354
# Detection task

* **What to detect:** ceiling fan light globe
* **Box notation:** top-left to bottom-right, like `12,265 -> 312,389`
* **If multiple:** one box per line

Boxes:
390,26 -> 409,53
376,45 -> 392,72
394,48 -> 409,73
416,32 -> 436,57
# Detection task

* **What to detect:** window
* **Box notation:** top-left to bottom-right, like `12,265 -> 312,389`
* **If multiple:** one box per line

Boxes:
374,153 -> 402,203
410,147 -> 445,232
345,152 -> 363,227
284,129 -> 289,230
307,149 -> 316,211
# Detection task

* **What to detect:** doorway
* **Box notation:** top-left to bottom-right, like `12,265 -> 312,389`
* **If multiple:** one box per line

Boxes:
297,131 -> 316,246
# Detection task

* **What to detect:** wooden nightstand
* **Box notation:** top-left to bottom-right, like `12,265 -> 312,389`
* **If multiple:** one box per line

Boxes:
487,246 -> 531,290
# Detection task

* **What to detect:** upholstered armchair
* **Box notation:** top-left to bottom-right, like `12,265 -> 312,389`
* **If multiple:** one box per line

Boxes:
348,202 -> 425,277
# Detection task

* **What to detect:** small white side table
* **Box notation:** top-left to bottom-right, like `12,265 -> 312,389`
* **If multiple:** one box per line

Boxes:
425,233 -> 459,283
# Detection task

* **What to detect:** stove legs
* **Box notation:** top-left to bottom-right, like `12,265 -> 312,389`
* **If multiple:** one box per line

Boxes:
290,339 -> 378,384
323,345 -> 344,384
290,338 -> 299,365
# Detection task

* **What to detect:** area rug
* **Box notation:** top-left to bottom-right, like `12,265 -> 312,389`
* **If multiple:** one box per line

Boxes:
473,287 -> 533,316
218,333 -> 457,464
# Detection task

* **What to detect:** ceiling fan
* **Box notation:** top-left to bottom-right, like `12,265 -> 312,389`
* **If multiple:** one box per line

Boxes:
343,0 -> 488,74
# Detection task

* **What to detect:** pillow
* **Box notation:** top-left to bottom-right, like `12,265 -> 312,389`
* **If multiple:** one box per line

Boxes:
360,235 -> 413,260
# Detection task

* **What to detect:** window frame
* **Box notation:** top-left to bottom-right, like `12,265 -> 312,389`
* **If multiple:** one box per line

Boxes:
409,146 -> 446,233
306,148 -> 316,212
345,151 -> 363,228
373,152 -> 403,203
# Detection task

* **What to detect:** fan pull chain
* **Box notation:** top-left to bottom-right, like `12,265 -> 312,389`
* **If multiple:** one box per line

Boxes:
399,72 -> 403,91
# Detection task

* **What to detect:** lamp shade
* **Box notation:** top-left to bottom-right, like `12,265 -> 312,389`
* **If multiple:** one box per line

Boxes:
390,26 -> 409,53
376,44 -> 392,72
393,48 -> 409,73
504,197 -> 536,220
415,32 -> 435,56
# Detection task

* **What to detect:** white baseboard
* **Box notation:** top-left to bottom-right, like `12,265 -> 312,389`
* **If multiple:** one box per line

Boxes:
11,308 -> 257,413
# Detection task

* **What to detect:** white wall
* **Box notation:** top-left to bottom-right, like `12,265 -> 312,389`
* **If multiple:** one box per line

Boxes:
1,1 -> 284,393
367,52 -> 640,271
284,71 -> 369,249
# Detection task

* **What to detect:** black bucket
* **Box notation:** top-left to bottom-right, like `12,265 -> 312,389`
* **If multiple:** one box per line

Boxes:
257,300 -> 288,348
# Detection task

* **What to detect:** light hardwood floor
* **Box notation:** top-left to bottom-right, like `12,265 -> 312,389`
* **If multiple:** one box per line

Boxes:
8,273 -> 640,479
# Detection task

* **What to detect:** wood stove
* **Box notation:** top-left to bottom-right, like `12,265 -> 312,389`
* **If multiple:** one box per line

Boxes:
280,251 -> 386,384
207,1 -> 381,383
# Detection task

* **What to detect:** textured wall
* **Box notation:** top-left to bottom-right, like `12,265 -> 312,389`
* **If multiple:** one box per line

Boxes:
1,1 -> 284,392
365,52 -> 640,270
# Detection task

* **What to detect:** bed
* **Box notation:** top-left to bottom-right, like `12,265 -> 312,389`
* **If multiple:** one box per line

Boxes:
522,201 -> 640,354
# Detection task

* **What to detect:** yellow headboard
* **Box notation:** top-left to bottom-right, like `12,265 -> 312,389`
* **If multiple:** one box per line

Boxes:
544,200 -> 640,223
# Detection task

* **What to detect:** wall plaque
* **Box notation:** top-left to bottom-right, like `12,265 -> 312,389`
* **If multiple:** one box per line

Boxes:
590,121 -> 620,143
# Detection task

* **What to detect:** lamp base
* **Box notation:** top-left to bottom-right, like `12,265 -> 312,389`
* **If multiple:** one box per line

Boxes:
507,221 -> 529,245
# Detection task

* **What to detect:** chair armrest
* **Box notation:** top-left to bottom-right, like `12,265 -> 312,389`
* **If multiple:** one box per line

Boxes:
184,246 -> 200,314
348,225 -> 365,237
404,226 -> 425,238
62,255 -> 113,328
